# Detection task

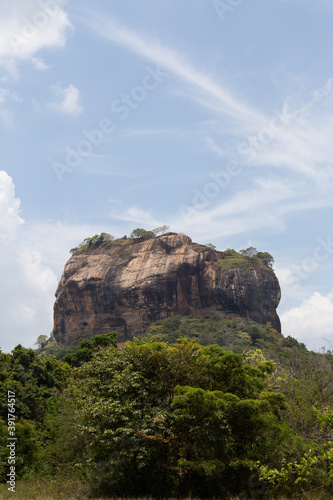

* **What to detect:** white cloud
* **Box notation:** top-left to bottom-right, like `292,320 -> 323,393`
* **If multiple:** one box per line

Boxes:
275,266 -> 306,301
0,1 -> 71,121
242,89 -> 333,184
0,87 -> 9,105
280,291 -> 333,350
108,206 -> 161,227
0,58 -> 19,81
0,171 -> 24,239
0,171 -> 57,352
0,87 -> 22,127
0,172 -> 133,352
19,247 -> 57,293
0,0 -> 72,78
21,220 -> 117,273
168,177 -> 306,242
175,75 -> 333,240
49,83 -> 83,116
32,56 -> 49,71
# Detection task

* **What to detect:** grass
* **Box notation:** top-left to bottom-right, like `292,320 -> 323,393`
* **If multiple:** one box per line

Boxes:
193,244 -> 210,253
116,252 -> 133,260
0,495 -> 330,500
191,244 -> 271,272
71,235 -> 135,256
0,475 -> 87,499
110,236 -> 135,247
0,478 -> 331,500
213,255 -> 268,272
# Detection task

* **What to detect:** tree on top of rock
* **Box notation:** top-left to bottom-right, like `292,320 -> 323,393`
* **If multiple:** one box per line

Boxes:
130,228 -> 156,239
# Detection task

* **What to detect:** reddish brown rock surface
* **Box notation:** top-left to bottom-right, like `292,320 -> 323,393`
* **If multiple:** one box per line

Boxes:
53,233 -> 281,347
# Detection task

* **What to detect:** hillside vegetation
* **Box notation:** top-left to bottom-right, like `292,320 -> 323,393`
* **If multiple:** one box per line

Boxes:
1,314 -> 333,498
68,231 -> 274,274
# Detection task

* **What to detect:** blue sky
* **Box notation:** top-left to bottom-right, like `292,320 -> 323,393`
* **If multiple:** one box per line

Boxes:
1,0 -> 333,352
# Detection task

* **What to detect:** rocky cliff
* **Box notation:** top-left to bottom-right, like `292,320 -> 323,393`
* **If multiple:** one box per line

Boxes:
53,233 -> 281,347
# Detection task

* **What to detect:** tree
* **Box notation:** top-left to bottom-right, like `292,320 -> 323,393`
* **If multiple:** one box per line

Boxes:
153,225 -> 170,235
69,338 -> 290,498
238,248 -> 274,268
258,406 -> 333,496
239,246 -> 257,257
34,335 -> 48,349
130,228 -> 156,239
0,345 -> 72,481
145,315 -> 282,351
281,335 -> 306,349
256,251 -> 274,268
70,233 -> 114,254
62,332 -> 117,367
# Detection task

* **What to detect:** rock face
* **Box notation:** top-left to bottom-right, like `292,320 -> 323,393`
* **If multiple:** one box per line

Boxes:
53,233 -> 281,347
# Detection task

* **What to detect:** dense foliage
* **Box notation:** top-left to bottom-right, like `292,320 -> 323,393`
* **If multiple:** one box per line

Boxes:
61,332 -> 117,367
70,226 -> 170,255
36,331 -> 117,364
1,318 -> 333,498
0,345 -> 71,480
238,247 -> 274,268
69,339 -> 291,498
145,314 -> 282,352
70,232 -> 114,254
214,249 -> 274,272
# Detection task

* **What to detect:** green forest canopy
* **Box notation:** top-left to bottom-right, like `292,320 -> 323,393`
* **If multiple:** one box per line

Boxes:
1,315 -> 333,498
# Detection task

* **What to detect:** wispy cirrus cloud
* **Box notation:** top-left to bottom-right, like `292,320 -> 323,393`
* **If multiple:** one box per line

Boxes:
85,12 -> 266,129
109,206 -> 161,227
82,12 -> 333,250
239,83 -> 333,182
85,13 -> 333,179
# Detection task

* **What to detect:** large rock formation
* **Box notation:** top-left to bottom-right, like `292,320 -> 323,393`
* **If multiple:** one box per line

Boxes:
53,233 -> 281,347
